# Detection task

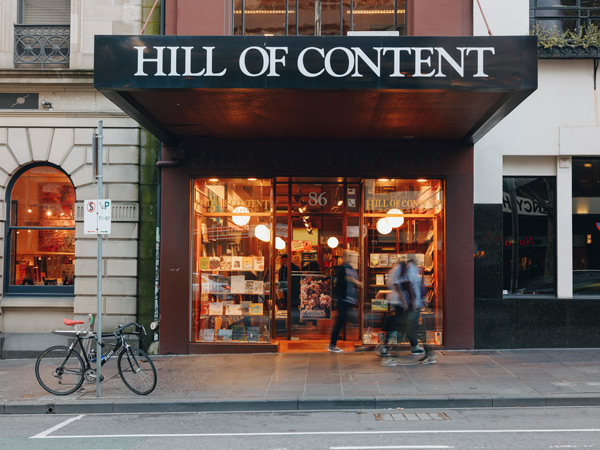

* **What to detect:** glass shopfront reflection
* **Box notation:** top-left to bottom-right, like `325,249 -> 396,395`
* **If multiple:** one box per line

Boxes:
191,177 -> 444,347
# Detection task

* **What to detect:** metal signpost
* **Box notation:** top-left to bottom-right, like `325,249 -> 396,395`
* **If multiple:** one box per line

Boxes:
86,121 -> 112,397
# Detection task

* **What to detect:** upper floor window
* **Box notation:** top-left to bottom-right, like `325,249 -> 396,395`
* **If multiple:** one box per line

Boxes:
4,165 -> 75,295
19,0 -> 70,25
233,0 -> 406,36
530,0 -> 600,34
14,0 -> 70,68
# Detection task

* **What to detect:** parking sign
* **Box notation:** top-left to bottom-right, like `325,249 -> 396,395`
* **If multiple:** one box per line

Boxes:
84,199 -> 112,235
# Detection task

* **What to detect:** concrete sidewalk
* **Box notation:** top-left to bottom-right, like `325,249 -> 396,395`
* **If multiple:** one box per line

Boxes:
2,348 -> 600,414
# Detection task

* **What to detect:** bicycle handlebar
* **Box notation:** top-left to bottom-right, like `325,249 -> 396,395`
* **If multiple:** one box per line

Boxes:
114,322 -> 147,337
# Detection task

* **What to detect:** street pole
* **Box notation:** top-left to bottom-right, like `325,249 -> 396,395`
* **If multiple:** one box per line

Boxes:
96,120 -> 103,397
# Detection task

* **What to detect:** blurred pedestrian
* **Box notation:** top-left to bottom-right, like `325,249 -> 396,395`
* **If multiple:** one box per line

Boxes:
329,250 -> 362,353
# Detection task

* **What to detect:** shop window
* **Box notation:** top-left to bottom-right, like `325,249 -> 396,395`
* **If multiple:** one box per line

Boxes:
530,0 -> 600,35
191,179 -> 273,343
363,179 -> 444,347
572,158 -> 600,295
4,165 -> 75,295
233,0 -> 406,36
502,176 -> 556,295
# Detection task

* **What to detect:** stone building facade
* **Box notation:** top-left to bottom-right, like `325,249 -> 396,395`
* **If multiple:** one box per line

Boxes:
0,0 -> 160,357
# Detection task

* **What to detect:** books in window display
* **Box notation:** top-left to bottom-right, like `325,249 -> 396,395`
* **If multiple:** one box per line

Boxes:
246,326 -> 260,342
232,325 -> 246,341
217,329 -> 233,342
371,298 -> 389,312
202,328 -> 215,342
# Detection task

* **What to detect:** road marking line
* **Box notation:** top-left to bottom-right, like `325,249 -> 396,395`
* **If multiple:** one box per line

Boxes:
31,414 -> 85,439
30,428 -> 600,439
331,446 -> 453,449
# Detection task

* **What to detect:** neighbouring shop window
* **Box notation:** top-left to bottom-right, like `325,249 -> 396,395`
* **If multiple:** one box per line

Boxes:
530,0 -> 600,35
363,179 -> 444,347
233,0 -> 406,36
572,158 -> 600,295
503,176 -> 556,295
4,165 -> 75,294
191,178 -> 272,343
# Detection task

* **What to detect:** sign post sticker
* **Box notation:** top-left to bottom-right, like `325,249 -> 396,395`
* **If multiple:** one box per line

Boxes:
84,199 -> 112,235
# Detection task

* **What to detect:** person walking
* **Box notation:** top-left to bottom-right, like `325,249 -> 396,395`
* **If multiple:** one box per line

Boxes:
377,260 -> 405,358
381,258 -> 436,366
329,250 -> 362,353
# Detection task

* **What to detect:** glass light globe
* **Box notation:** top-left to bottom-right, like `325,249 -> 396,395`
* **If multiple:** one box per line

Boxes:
327,237 -> 339,248
275,236 -> 286,250
254,224 -> 271,242
232,206 -> 250,226
386,208 -> 404,228
376,217 -> 392,235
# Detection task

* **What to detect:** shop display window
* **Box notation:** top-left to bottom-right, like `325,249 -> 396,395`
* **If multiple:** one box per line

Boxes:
572,158 -> 600,295
190,177 -> 444,347
363,179 -> 444,347
502,176 -> 556,295
5,165 -> 75,293
191,178 -> 273,343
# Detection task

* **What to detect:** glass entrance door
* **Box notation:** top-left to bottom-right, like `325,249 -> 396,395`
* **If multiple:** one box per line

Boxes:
274,180 -> 361,341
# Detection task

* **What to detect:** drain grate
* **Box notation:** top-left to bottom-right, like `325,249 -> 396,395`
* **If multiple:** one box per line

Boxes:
374,412 -> 450,421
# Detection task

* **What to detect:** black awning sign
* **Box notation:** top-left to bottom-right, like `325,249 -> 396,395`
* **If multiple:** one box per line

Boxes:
95,36 -> 537,91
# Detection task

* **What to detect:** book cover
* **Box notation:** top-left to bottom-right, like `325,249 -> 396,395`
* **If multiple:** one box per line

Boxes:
375,274 -> 385,286
371,298 -> 388,312
246,326 -> 260,342
249,303 -> 263,315
208,257 -> 221,270
245,280 -> 255,293
388,331 -> 398,344
226,304 -> 242,315
253,256 -> 264,271
378,254 -> 389,267
232,325 -> 246,341
202,328 -> 215,342
242,256 -> 253,270
370,254 -> 379,267
199,257 -> 209,270
230,275 -> 245,294
388,254 -> 398,266
208,302 -> 223,315
217,329 -> 233,342
241,301 -> 251,315
232,256 -> 243,270
253,280 -> 264,295
379,331 -> 387,344
219,256 -> 232,271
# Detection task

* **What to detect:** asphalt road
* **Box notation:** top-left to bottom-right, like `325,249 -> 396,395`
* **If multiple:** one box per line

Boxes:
1,406 -> 599,450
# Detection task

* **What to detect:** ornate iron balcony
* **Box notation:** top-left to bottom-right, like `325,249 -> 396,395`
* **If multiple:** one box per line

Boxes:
14,25 -> 70,68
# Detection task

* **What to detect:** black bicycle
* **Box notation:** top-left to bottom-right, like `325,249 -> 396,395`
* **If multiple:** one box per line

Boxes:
35,319 -> 157,396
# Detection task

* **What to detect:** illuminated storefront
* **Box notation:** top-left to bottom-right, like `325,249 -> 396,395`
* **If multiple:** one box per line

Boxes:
94,33 -> 536,353
190,178 -> 444,348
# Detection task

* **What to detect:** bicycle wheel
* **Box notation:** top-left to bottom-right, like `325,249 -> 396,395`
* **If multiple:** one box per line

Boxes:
117,346 -> 157,395
35,345 -> 85,395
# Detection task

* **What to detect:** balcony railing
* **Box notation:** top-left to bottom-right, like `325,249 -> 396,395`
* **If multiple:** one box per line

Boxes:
14,24 -> 70,68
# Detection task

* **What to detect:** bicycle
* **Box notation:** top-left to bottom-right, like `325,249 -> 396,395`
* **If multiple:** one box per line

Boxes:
35,318 -> 157,396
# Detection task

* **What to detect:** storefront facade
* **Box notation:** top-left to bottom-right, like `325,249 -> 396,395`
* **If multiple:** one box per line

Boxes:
94,2 -> 537,353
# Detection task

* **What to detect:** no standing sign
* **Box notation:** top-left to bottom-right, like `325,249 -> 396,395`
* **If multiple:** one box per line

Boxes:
84,199 -> 112,235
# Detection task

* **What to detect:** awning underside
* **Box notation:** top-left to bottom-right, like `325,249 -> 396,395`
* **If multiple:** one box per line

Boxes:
103,87 -> 526,146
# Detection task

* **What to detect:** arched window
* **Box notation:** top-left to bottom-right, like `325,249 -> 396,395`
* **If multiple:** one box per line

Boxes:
4,164 -> 75,294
